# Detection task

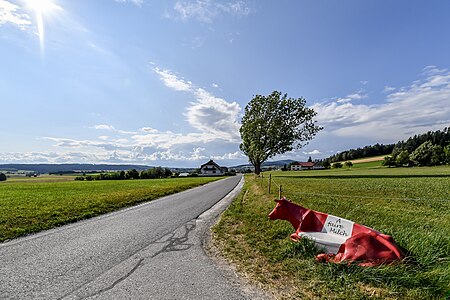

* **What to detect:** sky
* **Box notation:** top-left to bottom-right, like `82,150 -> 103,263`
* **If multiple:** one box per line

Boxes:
1,0 -> 450,167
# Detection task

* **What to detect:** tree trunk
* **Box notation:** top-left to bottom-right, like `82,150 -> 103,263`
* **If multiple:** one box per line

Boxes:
254,162 -> 262,175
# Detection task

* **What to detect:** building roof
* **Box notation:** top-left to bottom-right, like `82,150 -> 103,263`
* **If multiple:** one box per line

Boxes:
200,160 -> 222,169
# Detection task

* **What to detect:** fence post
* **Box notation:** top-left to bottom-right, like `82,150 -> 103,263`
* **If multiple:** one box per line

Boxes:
279,184 -> 282,199
268,174 -> 271,194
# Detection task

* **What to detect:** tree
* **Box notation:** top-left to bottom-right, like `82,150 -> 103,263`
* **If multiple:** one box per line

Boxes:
332,162 -> 343,168
430,144 -> 443,166
444,144 -> 450,164
322,161 -> 331,169
127,169 -> 140,179
382,155 -> 397,168
409,141 -> 434,166
344,161 -> 353,168
307,156 -> 312,162
0,172 -> 7,182
396,150 -> 410,166
239,91 -> 322,175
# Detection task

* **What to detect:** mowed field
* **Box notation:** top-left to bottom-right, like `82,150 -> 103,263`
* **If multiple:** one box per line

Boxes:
213,163 -> 450,299
0,176 -> 219,242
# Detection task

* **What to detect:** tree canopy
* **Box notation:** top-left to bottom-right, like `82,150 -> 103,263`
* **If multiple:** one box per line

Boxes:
239,91 -> 322,174
0,172 -> 6,182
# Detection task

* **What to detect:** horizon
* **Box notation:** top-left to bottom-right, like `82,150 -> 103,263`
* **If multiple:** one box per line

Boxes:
1,1 -> 450,168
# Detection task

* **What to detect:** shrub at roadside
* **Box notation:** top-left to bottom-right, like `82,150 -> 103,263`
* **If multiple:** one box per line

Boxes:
0,173 -> 7,182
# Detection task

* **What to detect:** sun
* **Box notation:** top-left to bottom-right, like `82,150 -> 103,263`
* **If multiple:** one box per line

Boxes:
25,0 -> 61,52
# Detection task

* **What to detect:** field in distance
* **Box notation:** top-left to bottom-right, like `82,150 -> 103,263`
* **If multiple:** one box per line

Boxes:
0,177 -> 220,242
213,164 -> 450,299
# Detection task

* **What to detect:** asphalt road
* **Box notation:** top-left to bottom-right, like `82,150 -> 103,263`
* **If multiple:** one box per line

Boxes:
0,175 -> 251,300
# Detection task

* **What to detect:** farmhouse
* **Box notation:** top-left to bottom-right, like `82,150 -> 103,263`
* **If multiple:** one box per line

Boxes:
200,160 -> 228,175
291,161 -> 324,171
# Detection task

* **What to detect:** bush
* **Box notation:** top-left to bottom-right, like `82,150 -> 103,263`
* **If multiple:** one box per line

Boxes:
382,155 -> 397,167
322,161 -> 331,169
396,150 -> 410,166
0,172 -> 7,181
332,162 -> 343,168
409,141 -> 443,166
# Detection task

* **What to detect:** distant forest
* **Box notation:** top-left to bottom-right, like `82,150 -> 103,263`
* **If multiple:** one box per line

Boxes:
326,144 -> 394,163
326,127 -> 450,163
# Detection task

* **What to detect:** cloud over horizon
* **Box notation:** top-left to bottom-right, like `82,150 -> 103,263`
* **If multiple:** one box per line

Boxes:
312,66 -> 450,144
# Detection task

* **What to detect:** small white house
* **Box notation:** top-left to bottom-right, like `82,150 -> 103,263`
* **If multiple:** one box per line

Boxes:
291,162 -> 315,171
200,160 -> 227,175
291,162 -> 324,171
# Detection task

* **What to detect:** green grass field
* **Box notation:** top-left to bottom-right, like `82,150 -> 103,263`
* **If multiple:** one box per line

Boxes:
4,174 -> 77,182
0,177 -> 219,242
213,165 -> 450,299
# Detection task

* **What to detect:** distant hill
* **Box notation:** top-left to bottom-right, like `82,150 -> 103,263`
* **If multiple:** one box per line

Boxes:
0,164 -> 152,174
230,159 -> 295,169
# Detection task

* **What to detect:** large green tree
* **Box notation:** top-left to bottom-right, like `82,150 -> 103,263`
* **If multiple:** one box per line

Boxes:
239,91 -> 322,175
0,172 -> 6,182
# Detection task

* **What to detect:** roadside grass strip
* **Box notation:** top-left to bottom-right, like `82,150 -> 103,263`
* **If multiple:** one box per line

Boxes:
0,177 -> 219,242
212,166 -> 450,299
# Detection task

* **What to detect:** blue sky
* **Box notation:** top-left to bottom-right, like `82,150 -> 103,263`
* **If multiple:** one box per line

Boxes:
1,0 -> 450,167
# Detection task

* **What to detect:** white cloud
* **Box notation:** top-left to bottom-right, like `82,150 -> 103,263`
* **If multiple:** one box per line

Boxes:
92,124 -> 137,135
186,87 -> 241,140
152,66 -> 241,142
360,80 -> 368,85
153,67 -> 192,91
336,90 -> 368,103
383,86 -> 396,93
114,0 -> 143,7
140,127 -> 158,133
312,66 -> 450,142
0,0 -> 31,27
211,83 -> 219,88
93,124 -> 115,131
303,150 -> 321,155
172,0 -> 250,23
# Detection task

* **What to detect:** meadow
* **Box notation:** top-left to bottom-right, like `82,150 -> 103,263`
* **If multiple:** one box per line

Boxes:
213,163 -> 450,299
0,176 -> 219,242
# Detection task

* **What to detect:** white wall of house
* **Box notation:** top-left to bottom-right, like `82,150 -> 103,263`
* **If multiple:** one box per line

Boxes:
291,165 -> 303,171
200,165 -> 223,174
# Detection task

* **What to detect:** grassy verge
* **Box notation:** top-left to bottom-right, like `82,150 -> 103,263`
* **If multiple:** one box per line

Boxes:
212,166 -> 450,299
0,177 -> 219,242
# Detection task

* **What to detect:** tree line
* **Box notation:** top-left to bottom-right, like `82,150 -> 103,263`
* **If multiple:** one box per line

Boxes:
325,143 -> 394,163
324,128 -> 450,167
383,128 -> 450,167
75,167 -> 174,181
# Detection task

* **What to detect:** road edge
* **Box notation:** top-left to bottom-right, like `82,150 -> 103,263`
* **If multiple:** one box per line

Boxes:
196,175 -> 271,300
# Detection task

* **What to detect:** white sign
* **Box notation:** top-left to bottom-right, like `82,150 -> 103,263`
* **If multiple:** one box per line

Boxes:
322,215 -> 354,238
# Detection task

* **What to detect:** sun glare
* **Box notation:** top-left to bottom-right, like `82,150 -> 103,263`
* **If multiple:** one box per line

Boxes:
27,0 -> 59,13
25,0 -> 61,53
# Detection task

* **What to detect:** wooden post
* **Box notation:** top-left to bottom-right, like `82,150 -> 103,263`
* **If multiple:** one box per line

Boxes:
268,174 -> 271,194
279,184 -> 282,199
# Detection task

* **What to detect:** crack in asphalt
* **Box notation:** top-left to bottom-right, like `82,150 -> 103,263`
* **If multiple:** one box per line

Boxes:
149,222 -> 196,259
74,222 -> 197,299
